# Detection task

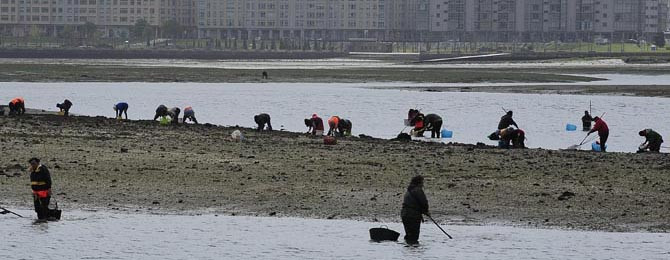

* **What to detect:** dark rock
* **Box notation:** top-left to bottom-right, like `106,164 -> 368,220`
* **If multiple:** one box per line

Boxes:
558,191 -> 576,201
269,212 -> 277,216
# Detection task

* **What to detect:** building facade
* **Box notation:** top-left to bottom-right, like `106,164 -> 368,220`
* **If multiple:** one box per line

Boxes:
0,0 -> 667,41
429,0 -> 668,41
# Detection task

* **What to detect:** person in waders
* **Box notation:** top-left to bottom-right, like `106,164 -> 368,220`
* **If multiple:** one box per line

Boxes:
401,175 -> 429,245
588,116 -> 609,152
581,111 -> 593,131
29,158 -> 52,222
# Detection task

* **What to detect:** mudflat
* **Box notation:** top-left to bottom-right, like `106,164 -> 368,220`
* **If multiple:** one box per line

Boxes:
1,114 -> 668,232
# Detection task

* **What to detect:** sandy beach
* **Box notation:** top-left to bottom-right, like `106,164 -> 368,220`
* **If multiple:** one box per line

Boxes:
1,113 -> 669,232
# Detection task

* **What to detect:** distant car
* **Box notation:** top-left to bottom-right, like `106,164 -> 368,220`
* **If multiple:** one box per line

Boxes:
77,45 -> 92,48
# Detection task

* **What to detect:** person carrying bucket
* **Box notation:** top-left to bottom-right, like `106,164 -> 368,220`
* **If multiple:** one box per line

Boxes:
638,129 -> 663,153
8,97 -> 25,116
113,102 -> 129,119
56,99 -> 73,116
581,111 -> 593,131
588,116 -> 609,152
401,175 -> 430,245
29,158 -> 52,222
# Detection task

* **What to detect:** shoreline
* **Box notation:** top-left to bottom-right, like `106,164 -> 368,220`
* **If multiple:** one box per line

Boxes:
379,84 -> 670,98
1,113 -> 669,232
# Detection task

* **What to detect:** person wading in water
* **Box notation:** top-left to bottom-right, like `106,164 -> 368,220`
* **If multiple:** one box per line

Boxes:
29,158 -> 52,222
401,175 -> 430,245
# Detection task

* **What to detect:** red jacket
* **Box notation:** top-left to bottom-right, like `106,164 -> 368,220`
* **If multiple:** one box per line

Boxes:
591,118 -> 609,135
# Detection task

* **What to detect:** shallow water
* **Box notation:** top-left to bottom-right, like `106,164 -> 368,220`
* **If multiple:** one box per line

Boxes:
1,81 -> 669,152
1,210 -> 668,260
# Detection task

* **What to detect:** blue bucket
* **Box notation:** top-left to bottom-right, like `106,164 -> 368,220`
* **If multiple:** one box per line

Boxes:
591,142 -> 607,152
566,124 -> 577,131
441,129 -> 453,138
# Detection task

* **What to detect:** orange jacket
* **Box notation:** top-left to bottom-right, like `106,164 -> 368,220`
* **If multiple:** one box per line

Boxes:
328,116 -> 340,127
10,97 -> 24,105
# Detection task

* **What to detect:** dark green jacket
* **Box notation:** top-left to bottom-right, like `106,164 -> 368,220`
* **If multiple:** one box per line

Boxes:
645,129 -> 664,144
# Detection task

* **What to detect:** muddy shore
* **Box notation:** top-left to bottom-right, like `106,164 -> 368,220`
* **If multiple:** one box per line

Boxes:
0,63 -> 598,84
1,113 -> 669,232
394,84 -> 670,98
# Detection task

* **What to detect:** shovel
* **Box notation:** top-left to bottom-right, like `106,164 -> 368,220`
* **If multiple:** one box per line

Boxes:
0,206 -> 25,218
567,134 -> 591,150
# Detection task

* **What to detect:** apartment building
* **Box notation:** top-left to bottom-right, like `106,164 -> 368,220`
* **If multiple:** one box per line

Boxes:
0,0 -> 194,37
429,0 -> 668,41
196,0 -> 387,40
0,0 -> 667,41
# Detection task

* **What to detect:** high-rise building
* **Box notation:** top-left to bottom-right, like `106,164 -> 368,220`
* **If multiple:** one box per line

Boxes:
0,0 -> 667,42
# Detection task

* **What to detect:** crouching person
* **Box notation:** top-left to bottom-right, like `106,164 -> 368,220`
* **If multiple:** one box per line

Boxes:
638,129 -> 664,153
56,99 -> 73,116
254,113 -> 272,131
168,107 -> 181,124
8,97 -> 25,116
183,106 -> 198,124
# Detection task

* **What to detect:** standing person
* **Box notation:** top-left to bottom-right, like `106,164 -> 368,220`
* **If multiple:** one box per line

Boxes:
327,116 -> 340,136
305,114 -> 324,136
153,105 -> 168,120
183,106 -> 198,124
638,129 -> 664,153
29,158 -> 52,222
56,99 -> 73,116
167,107 -> 181,124
254,113 -> 272,131
113,102 -> 129,119
8,97 -> 25,116
498,111 -> 518,130
581,111 -> 593,131
401,175 -> 429,245
588,116 -> 609,152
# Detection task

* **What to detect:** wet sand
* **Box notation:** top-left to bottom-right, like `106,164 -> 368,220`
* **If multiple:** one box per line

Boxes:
394,84 -> 670,98
1,113 -> 669,232
0,63 -> 598,84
